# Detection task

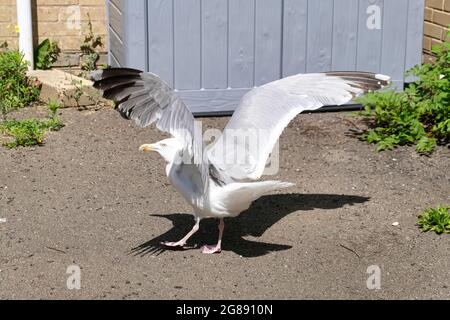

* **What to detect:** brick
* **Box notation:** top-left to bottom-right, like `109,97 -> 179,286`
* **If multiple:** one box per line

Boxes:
58,34 -> 107,51
425,8 -> 434,21
58,36 -> 86,51
35,0 -> 79,5
0,0 -> 15,5
433,10 -> 450,26
0,22 -> 18,37
80,6 -> 106,21
426,0 -> 444,10
36,7 -> 60,22
423,36 -> 432,51
441,26 -> 450,40
445,0 -> 450,11
37,24 -> 81,37
0,6 -> 13,22
81,52 -> 108,66
79,0 -> 103,5
52,53 -> 80,67
0,36 -> 18,48
424,21 -> 443,38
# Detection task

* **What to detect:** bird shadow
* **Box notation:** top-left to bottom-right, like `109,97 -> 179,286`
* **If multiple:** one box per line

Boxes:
130,193 -> 369,258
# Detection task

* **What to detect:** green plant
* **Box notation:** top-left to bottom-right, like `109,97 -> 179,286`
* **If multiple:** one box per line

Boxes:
418,205 -> 450,234
356,28 -> 450,154
45,100 -> 64,131
0,49 -> 40,117
0,118 -> 45,148
80,15 -> 103,71
72,79 -> 85,106
34,39 -> 61,70
0,100 -> 64,148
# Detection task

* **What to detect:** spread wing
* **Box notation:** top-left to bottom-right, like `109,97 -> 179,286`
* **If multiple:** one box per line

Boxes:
207,72 -> 390,180
91,68 -> 208,189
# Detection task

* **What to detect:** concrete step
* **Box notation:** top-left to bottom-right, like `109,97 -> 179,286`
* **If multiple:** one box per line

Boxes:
27,69 -> 101,107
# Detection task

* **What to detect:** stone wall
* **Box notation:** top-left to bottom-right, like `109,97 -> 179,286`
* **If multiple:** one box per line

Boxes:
424,0 -> 450,61
0,0 -> 108,68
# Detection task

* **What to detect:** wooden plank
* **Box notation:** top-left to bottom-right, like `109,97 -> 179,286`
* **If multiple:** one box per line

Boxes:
110,51 -> 121,67
202,0 -> 228,89
147,0 -> 174,86
405,0 -> 425,82
174,0 -> 201,89
282,0 -> 308,76
254,0 -> 283,85
179,88 -> 251,114
380,0 -> 408,89
306,0 -> 334,73
332,0 -> 359,71
123,0 -> 147,70
228,0 -> 255,88
356,0 -> 384,73
109,27 -> 124,66
108,0 -> 123,37
110,0 -> 123,12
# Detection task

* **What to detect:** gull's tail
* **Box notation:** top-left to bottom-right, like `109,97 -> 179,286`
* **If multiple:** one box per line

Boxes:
219,180 -> 295,217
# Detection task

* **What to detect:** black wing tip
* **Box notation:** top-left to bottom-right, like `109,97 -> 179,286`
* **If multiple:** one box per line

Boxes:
90,67 -> 143,82
118,109 -> 132,120
324,71 -> 391,92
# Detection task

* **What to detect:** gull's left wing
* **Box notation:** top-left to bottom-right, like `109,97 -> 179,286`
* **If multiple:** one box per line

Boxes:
207,72 -> 390,181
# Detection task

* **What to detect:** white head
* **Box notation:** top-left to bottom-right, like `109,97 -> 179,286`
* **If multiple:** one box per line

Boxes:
139,138 -> 184,164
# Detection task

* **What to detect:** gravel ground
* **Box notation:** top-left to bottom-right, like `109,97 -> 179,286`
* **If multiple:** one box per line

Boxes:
0,106 -> 449,300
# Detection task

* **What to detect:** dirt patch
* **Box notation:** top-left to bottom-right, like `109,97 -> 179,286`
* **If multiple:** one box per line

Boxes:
0,107 -> 449,299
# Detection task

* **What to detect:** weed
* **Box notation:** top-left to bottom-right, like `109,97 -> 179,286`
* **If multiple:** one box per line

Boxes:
0,100 -> 64,148
34,39 -> 61,70
80,14 -> 104,72
418,205 -> 450,234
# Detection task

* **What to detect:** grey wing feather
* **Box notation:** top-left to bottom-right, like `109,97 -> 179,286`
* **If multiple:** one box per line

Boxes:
207,72 -> 390,180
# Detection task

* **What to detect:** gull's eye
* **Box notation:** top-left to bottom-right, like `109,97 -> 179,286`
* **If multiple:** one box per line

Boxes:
160,143 -> 167,147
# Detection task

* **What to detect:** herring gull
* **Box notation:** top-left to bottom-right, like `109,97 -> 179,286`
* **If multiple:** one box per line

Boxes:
91,68 -> 389,254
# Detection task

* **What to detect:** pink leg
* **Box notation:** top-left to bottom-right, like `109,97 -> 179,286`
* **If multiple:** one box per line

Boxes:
161,217 -> 200,248
201,219 -> 224,254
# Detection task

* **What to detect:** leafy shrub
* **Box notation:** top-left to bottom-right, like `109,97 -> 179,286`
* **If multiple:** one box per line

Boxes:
0,100 -> 64,148
418,205 -> 450,234
34,39 -> 61,70
356,29 -> 449,154
0,49 -> 40,116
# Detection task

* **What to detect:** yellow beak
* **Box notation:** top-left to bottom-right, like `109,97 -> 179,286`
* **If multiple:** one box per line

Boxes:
139,144 -> 154,153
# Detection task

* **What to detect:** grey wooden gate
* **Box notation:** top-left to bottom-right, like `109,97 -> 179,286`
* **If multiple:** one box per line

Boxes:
107,0 -> 424,114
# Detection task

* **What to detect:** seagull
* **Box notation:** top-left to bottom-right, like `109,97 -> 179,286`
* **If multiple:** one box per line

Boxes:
91,68 -> 389,254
